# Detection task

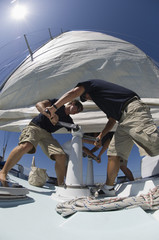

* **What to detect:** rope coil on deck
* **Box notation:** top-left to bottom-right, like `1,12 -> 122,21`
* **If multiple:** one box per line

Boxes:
56,186 -> 159,217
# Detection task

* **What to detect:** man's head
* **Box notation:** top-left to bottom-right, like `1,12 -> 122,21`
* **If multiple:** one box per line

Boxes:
67,99 -> 83,115
80,92 -> 91,102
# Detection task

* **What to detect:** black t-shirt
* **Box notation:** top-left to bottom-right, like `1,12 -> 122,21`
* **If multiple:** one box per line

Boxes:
31,99 -> 74,133
76,79 -> 138,121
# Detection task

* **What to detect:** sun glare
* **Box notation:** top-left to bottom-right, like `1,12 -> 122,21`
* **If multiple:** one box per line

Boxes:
11,4 -> 28,20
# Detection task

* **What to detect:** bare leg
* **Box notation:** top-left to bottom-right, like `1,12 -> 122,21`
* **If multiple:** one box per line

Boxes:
0,142 -> 33,181
54,154 -> 66,186
120,166 -> 134,181
106,155 -> 120,186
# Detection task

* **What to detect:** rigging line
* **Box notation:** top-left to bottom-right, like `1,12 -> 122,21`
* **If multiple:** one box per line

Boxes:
0,27 -> 55,49
0,39 -> 51,76
0,37 -> 49,67
151,58 -> 159,68
0,55 -> 27,69
30,36 -> 50,45
30,39 -> 51,49
72,28 -> 159,50
0,28 -> 159,79
26,28 -> 53,36
0,58 -> 25,74
0,36 -> 23,51
0,49 -> 28,67
1,28 -> 158,52
99,29 -> 159,49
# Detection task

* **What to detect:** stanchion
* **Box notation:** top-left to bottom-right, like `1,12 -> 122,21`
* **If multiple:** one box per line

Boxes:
51,127 -> 91,202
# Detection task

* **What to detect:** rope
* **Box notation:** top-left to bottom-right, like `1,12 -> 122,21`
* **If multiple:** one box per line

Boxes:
56,186 -> 159,217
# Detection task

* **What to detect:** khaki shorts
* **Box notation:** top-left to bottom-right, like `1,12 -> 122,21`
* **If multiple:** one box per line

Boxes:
107,99 -> 159,160
19,123 -> 65,160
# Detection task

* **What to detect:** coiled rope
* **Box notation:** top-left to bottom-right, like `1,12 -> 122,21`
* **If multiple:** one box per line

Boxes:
56,185 -> 159,217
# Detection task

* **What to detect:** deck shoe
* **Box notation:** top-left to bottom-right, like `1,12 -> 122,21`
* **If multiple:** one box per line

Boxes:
98,186 -> 116,197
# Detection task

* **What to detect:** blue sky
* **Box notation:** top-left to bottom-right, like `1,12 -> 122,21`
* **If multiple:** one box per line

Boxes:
0,0 -> 159,182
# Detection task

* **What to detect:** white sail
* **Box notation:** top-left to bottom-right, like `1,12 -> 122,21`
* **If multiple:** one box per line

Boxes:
0,30 -> 159,132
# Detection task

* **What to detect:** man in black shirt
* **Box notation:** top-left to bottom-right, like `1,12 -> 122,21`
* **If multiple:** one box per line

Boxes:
46,79 -> 159,196
0,99 -> 83,186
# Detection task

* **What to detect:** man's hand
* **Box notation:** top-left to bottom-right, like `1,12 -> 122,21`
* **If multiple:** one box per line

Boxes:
44,109 -> 59,125
46,105 -> 57,118
94,137 -> 102,147
96,156 -> 101,163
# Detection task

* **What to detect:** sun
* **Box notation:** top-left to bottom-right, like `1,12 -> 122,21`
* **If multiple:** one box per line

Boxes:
11,4 -> 28,20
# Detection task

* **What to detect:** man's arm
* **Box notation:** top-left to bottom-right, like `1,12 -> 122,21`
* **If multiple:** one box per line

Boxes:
97,139 -> 111,161
36,100 -> 51,115
46,86 -> 85,117
36,100 -> 59,125
83,146 -> 100,163
95,117 -> 116,147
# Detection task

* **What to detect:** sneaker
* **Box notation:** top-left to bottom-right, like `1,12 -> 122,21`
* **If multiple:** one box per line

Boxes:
98,186 -> 116,197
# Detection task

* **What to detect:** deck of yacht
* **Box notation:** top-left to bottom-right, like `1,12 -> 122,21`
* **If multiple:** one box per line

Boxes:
1,174 -> 159,240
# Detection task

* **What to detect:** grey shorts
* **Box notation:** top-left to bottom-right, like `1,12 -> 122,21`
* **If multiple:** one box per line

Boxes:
19,123 -> 66,159
107,99 -> 159,160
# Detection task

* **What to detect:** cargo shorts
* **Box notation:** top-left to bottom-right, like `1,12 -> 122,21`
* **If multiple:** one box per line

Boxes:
107,99 -> 159,160
19,123 -> 66,160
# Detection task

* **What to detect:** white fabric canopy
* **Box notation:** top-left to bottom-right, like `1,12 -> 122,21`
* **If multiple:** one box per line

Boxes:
0,30 -> 159,132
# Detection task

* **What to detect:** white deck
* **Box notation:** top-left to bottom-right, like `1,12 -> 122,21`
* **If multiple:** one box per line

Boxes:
1,175 -> 159,240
